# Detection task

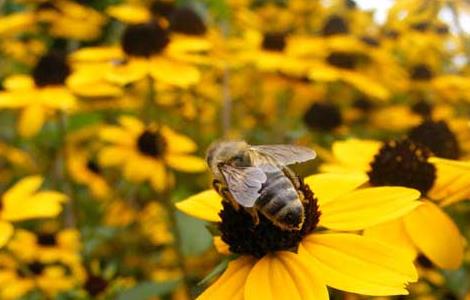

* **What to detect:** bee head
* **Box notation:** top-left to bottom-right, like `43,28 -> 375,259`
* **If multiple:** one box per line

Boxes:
206,140 -> 248,177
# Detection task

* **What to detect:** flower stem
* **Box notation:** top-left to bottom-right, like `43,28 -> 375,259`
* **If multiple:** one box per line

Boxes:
143,75 -> 156,123
57,112 -> 76,228
161,190 -> 191,296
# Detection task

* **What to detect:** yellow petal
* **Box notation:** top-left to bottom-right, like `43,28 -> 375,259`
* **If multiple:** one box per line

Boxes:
0,12 -> 35,35
302,233 -> 417,296
308,63 -> 341,81
340,71 -> 390,100
331,139 -> 382,172
168,35 -> 213,53
18,105 -> 46,138
403,201 -> 464,269
3,176 -> 43,203
429,157 -> 470,206
106,4 -> 151,24
99,126 -> 134,146
39,87 -> 77,111
106,59 -> 148,85
319,187 -> 421,231
150,57 -> 200,88
303,172 -> 368,206
118,116 -> 144,135
198,257 -> 255,300
67,69 -> 123,98
244,251 -> 328,300
162,126 -> 198,153
175,190 -> 222,222
71,46 -> 123,62
3,74 -> 34,91
363,218 -> 417,259
98,146 -> 131,166
2,191 -> 67,221
0,221 -> 14,248
150,160 -> 168,191
165,154 -> 206,173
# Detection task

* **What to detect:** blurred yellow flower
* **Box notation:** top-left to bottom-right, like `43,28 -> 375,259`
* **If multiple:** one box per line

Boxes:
98,116 -> 205,191
0,52 -> 76,137
0,176 -> 67,248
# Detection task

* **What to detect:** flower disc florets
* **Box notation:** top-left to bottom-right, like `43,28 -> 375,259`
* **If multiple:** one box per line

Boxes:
368,139 -> 436,194
218,180 -> 320,258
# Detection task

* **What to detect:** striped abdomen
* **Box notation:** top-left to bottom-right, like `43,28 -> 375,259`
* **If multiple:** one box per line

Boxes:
255,170 -> 305,230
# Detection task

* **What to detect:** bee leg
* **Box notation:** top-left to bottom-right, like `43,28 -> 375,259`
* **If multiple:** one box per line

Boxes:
212,180 -> 240,210
246,207 -> 260,226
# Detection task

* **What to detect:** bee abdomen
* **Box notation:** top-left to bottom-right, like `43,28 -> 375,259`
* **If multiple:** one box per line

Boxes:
257,172 -> 300,214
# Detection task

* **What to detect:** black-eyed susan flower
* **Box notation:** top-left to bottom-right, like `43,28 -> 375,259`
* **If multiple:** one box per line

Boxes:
67,147 -> 111,200
29,0 -> 105,41
0,52 -> 76,137
98,116 -> 205,191
0,228 -> 85,299
0,176 -> 67,248
8,229 -> 82,266
321,138 -> 469,269
69,20 -> 201,90
177,172 -> 422,299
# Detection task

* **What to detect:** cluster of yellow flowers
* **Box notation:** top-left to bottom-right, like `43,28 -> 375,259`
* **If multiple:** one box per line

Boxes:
0,0 -> 469,299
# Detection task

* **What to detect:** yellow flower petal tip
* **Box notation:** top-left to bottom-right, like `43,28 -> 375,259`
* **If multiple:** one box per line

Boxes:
175,190 -> 222,222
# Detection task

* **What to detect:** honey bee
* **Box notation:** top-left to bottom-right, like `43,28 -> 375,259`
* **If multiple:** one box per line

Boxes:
206,140 -> 316,231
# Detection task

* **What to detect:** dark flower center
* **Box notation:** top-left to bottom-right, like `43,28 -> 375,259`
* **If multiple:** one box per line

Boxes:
326,52 -> 357,69
303,102 -> 342,131
322,15 -> 349,36
410,64 -> 434,81
384,29 -> 400,40
408,120 -> 460,159
28,261 -> 46,275
353,97 -> 374,112
32,52 -> 71,87
411,99 -> 433,117
137,130 -> 167,157
121,23 -> 169,57
219,180 -> 320,258
37,233 -> 57,246
261,32 -> 287,52
435,24 -> 449,35
360,36 -> 380,47
410,22 -> 430,32
169,7 -> 207,36
85,275 -> 109,296
150,0 -> 175,18
368,139 -> 436,195
86,160 -> 102,174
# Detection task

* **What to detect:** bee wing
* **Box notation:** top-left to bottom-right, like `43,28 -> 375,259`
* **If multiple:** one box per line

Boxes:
219,164 -> 267,208
250,145 -> 316,167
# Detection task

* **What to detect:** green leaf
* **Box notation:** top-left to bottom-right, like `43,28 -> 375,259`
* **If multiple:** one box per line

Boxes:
117,280 -> 179,300
176,211 -> 213,256
67,112 -> 103,132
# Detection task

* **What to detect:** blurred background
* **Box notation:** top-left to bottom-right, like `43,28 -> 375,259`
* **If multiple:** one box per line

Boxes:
0,0 -> 469,299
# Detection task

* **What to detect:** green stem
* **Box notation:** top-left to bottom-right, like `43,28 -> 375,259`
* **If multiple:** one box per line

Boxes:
143,74 -> 190,294
143,75 -> 156,123
161,190 -> 191,295
57,112 -> 76,228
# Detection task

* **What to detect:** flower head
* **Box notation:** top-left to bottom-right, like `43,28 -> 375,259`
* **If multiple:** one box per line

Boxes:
322,138 -> 469,269
177,172 -> 421,299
